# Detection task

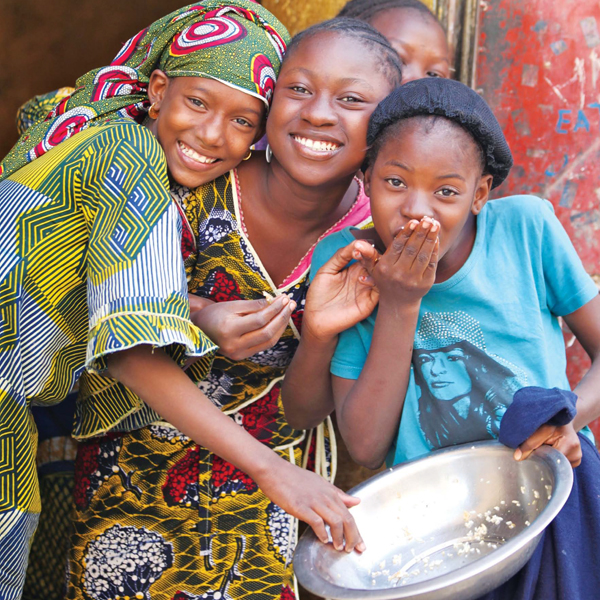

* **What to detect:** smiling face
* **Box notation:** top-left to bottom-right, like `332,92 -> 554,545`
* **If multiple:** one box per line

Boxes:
365,117 -> 493,276
265,31 -> 396,187
369,8 -> 450,83
147,72 -> 265,188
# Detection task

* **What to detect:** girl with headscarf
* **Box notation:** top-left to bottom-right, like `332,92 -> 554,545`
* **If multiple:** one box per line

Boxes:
0,4 -> 362,599
65,17 -> 403,600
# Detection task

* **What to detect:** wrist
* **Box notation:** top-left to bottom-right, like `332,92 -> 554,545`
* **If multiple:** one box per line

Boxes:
377,296 -> 421,318
249,449 -> 287,487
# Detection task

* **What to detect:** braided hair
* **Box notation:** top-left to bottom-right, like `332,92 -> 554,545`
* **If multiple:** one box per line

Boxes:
338,0 -> 438,23
284,17 -> 403,87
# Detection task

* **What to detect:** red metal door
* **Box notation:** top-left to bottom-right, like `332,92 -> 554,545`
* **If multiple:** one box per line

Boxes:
475,0 -> 600,437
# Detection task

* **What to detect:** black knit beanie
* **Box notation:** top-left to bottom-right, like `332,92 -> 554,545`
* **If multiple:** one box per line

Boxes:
366,78 -> 513,188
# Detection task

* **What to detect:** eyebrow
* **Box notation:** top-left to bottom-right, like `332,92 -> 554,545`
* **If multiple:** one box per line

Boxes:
436,173 -> 467,181
282,68 -> 373,89
384,160 -> 413,171
188,85 -> 262,117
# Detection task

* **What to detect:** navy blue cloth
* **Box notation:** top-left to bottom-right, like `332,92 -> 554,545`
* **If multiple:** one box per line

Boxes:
498,387 -> 578,449
477,386 -> 600,600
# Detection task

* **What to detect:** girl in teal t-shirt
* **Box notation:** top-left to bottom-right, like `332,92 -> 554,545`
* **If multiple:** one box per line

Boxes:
282,78 -> 600,473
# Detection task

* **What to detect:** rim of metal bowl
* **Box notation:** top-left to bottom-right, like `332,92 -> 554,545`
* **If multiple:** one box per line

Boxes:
294,440 -> 573,600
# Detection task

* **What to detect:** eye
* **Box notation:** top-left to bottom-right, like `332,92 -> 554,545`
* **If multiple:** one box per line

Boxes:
340,95 -> 363,103
189,97 -> 206,108
385,177 -> 406,188
290,85 -> 310,94
427,71 -> 442,78
233,117 -> 253,128
437,187 -> 458,197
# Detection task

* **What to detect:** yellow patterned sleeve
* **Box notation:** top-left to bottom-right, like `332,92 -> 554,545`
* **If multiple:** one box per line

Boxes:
81,122 -> 217,374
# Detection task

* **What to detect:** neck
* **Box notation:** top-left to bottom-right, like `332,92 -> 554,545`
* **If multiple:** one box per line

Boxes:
435,214 -> 477,283
242,155 -> 358,229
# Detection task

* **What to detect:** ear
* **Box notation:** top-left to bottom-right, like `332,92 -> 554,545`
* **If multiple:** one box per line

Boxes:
147,69 -> 170,107
363,165 -> 373,198
471,173 -> 493,215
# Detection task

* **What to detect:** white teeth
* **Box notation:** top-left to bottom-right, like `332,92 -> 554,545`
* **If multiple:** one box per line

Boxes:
178,142 -> 218,164
293,136 -> 339,152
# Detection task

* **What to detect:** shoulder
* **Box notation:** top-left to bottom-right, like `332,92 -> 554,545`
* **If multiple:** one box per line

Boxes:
485,195 -> 554,222
483,195 -> 557,237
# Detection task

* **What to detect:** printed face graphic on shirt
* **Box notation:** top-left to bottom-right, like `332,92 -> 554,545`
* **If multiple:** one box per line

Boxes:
415,347 -> 472,402
413,312 -> 527,450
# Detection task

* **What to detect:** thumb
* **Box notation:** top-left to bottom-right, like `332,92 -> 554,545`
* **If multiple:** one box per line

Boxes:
318,241 -> 368,276
336,489 -> 361,507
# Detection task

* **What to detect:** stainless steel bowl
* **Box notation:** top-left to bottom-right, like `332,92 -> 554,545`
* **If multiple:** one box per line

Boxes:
294,441 -> 573,600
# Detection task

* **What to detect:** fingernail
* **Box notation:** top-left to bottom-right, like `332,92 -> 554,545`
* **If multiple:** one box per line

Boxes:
422,220 -> 431,230
281,295 -> 289,305
353,250 -> 361,259
334,543 -> 343,551
408,221 -> 418,230
514,448 -> 522,460
431,223 -> 439,233
289,301 -> 297,312
357,542 -> 366,553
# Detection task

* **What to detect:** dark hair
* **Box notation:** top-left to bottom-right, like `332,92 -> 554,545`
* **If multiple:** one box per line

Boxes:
284,17 -> 402,87
364,78 -> 513,187
338,0 -> 438,24
413,340 -> 519,449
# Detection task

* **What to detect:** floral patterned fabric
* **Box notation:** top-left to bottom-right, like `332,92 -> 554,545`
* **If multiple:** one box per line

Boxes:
67,170 -> 371,599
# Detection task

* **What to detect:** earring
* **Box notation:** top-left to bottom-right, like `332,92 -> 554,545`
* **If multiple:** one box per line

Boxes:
148,103 -> 159,119
243,151 -> 252,161
265,144 -> 272,163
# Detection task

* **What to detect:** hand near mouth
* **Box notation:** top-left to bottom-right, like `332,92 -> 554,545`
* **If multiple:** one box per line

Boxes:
357,217 -> 440,307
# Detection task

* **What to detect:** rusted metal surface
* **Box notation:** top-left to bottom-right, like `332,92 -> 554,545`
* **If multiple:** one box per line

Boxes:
475,0 -> 600,438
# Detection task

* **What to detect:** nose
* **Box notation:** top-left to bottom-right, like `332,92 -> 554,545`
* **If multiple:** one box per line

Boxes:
400,189 -> 431,222
196,113 -> 225,148
430,356 -> 447,377
300,92 -> 338,127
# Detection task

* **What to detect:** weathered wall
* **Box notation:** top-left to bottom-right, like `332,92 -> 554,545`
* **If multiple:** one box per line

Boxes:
0,0 -> 186,159
475,0 -> 600,436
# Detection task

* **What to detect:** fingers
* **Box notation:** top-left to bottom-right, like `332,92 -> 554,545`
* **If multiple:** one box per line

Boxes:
241,299 -> 297,355
397,217 -> 439,272
389,219 -> 418,263
313,496 -> 365,553
353,241 -> 380,276
514,424 -> 556,461
319,240 -> 375,276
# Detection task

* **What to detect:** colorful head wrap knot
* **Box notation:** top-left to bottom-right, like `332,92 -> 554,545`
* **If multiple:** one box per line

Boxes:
0,0 -> 289,181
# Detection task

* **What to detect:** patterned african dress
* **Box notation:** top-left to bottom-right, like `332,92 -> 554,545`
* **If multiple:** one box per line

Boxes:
0,118 -> 214,600
66,171 -> 371,600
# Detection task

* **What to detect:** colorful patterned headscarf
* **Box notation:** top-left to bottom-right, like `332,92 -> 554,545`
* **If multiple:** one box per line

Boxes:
0,0 -> 289,181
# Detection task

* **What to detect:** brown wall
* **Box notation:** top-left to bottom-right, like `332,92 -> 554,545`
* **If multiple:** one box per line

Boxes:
0,0 -> 188,159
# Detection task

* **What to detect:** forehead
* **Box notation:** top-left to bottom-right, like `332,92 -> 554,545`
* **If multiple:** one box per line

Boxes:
284,31 -> 384,79
379,117 -> 481,167
370,9 -> 448,56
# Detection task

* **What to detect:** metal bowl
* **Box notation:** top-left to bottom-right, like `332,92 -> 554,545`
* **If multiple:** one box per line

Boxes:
294,441 -> 573,600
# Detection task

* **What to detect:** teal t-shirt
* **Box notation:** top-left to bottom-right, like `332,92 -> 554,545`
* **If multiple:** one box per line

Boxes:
310,196 -> 598,465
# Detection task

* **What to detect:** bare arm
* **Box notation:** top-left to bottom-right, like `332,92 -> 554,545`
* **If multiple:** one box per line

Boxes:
566,293 -> 600,430
107,345 -> 365,552
515,293 -> 600,467
282,241 -> 379,430
332,220 -> 439,469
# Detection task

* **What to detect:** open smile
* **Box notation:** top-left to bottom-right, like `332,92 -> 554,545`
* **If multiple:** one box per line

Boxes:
178,141 -> 220,166
290,134 -> 342,159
